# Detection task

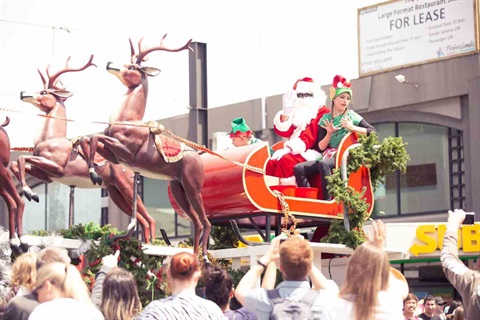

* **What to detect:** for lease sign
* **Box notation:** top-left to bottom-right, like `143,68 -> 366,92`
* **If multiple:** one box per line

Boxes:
358,0 -> 478,76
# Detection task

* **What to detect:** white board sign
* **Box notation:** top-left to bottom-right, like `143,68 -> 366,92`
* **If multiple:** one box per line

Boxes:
358,0 -> 478,76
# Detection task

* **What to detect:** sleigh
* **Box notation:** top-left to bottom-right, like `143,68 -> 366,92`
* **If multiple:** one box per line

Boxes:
168,132 -> 374,241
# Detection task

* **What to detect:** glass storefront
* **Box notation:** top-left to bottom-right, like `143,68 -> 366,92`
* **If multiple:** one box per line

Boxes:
20,183 -> 101,233
143,178 -> 190,239
373,123 -> 451,217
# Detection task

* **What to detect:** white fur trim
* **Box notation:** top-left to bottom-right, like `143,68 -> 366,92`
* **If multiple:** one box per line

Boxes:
280,176 -> 296,186
301,149 -> 322,161
285,138 -> 306,155
10,237 -> 20,246
273,110 -> 293,132
287,106 -> 319,142
296,81 -> 317,94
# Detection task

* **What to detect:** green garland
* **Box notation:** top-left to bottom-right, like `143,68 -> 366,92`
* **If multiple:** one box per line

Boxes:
320,132 -> 409,249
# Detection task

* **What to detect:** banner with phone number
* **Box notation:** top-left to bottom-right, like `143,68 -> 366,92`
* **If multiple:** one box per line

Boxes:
358,0 -> 478,76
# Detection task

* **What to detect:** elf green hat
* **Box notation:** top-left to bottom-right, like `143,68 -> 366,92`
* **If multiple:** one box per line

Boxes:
229,117 -> 252,137
329,75 -> 352,101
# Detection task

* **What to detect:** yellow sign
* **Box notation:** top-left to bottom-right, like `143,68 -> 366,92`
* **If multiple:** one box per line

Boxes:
237,235 -> 265,248
409,224 -> 480,256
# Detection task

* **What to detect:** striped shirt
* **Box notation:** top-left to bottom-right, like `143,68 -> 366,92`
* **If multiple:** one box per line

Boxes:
138,289 -> 226,320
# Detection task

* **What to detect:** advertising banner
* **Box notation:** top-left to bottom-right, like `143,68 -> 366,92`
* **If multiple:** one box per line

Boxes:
358,0 -> 478,76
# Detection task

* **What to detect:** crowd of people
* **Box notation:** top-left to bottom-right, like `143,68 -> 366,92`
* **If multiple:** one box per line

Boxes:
1,211 -> 475,319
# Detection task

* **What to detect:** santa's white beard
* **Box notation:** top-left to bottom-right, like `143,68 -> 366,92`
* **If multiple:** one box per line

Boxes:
292,98 -> 320,127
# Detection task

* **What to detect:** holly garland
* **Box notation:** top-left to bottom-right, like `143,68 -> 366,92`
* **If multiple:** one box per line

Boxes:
83,234 -> 166,307
321,132 -> 409,249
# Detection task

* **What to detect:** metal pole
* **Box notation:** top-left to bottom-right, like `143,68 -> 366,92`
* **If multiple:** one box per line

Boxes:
69,185 -> 75,228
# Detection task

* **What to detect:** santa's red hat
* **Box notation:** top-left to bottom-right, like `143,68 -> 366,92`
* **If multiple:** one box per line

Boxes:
292,77 -> 318,95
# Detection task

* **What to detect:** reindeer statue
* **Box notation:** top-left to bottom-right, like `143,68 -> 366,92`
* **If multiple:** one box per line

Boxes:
11,55 -> 157,242
0,117 -> 28,254
83,36 -> 210,259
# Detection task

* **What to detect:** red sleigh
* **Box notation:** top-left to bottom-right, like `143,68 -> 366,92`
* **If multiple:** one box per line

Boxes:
168,132 -> 374,240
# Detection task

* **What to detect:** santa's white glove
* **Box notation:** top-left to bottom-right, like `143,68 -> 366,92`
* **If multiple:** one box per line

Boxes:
271,147 -> 291,161
282,90 -> 296,116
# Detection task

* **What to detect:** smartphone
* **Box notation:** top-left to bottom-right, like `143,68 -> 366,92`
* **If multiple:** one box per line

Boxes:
464,212 -> 475,225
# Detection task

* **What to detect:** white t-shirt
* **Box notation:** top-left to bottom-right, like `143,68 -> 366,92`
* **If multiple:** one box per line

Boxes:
28,298 -> 104,320
323,290 -> 404,320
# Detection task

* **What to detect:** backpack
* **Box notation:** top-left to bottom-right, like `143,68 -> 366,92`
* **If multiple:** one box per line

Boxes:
267,288 -> 320,320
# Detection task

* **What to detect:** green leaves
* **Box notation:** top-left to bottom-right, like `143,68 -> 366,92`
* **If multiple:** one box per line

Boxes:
321,133 -> 410,249
60,221 -> 122,240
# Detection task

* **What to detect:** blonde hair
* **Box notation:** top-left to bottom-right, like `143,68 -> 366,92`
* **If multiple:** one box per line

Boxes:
340,242 -> 390,320
100,268 -> 141,320
34,262 -> 91,304
10,252 -> 37,291
453,306 -> 465,320
36,247 -> 71,269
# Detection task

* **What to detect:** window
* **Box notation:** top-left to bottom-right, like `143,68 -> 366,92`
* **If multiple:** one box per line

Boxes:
143,178 -> 190,238
21,182 -> 101,233
373,123 -> 452,217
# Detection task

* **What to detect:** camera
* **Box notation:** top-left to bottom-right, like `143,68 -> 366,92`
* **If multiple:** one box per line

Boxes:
464,212 -> 475,225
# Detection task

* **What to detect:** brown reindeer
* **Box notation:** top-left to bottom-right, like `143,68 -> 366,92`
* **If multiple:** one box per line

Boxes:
11,55 -> 157,242
0,116 -> 28,254
83,36 -> 210,259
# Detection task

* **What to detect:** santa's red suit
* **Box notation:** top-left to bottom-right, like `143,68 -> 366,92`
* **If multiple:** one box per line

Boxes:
266,78 -> 330,184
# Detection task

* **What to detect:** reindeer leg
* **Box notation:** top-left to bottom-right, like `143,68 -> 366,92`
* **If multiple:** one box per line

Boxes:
185,191 -> 210,262
17,156 -> 65,202
79,136 -> 101,185
169,180 -> 203,255
11,162 -> 53,203
0,180 -> 22,254
15,156 -> 38,202
88,134 -> 133,185
4,172 -> 27,252
180,153 -> 210,262
109,165 -> 156,242
80,136 -> 118,186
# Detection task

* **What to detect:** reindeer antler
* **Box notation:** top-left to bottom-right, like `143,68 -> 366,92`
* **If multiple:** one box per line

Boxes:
130,34 -> 193,64
43,55 -> 96,89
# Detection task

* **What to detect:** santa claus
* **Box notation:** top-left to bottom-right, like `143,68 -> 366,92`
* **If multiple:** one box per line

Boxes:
266,77 -> 330,185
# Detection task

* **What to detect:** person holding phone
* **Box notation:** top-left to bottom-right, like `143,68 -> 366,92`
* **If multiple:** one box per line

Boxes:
440,209 -> 480,320
294,75 -> 375,200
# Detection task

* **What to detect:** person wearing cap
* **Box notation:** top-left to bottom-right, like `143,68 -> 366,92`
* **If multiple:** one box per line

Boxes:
440,209 -> 480,320
266,77 -> 330,185
434,296 -> 447,320
229,117 -> 262,147
445,300 -> 462,319
293,75 -> 376,200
